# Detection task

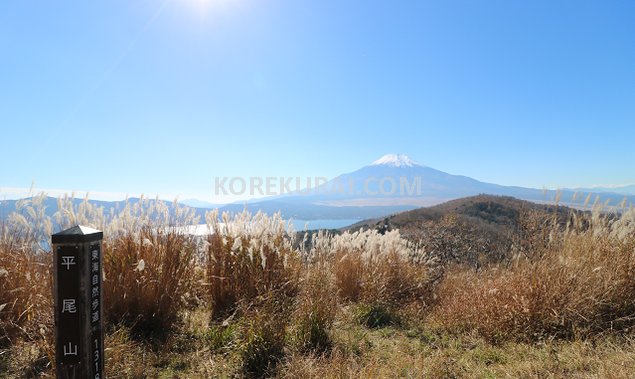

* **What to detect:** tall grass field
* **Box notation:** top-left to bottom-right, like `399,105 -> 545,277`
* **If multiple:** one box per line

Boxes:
2,194 -> 635,378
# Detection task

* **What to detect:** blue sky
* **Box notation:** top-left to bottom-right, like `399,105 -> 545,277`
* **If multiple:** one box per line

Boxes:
1,0 -> 634,202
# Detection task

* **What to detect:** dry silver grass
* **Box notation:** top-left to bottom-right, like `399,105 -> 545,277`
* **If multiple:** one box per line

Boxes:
0,196 -> 53,351
291,252 -> 337,354
103,197 -> 200,334
431,208 -> 635,342
306,229 -> 434,310
205,210 -> 302,319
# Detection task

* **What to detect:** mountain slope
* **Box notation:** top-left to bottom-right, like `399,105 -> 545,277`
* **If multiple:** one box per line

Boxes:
348,194 -> 584,266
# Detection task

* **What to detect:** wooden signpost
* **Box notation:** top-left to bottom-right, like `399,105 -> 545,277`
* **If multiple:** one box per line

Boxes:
52,225 -> 104,379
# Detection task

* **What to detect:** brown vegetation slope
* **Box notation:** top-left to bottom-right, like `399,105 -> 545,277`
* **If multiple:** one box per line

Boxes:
349,194 -> 584,267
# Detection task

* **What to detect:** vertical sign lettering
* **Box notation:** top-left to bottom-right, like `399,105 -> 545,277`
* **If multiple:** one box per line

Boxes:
53,226 -> 104,379
56,245 -> 82,366
89,242 -> 103,378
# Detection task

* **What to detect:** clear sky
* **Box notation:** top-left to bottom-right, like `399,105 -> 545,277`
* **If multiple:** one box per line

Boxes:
1,0 -> 634,202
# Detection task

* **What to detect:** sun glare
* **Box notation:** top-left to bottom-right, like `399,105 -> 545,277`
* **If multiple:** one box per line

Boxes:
184,0 -> 235,12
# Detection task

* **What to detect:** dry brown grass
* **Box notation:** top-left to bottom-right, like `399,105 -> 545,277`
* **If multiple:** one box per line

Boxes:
280,328 -> 635,379
431,208 -> 635,342
205,210 -> 302,320
4,193 -> 635,378
103,198 -> 199,334
320,229 -> 434,310
103,327 -> 148,379
0,195 -> 53,364
291,249 -> 337,354
103,226 -> 198,334
0,195 -> 54,376
0,224 -> 52,347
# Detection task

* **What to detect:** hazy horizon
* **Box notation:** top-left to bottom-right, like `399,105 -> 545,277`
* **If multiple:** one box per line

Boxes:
3,152 -> 635,204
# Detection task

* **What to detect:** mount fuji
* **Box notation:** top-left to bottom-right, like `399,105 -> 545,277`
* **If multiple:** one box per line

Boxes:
369,153 -> 419,167
3,155 -> 632,225
217,154 -> 635,220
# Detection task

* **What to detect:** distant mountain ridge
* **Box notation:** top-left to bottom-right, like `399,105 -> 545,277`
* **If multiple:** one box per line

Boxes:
218,154 -> 634,219
3,154 -> 633,222
181,199 -> 221,209
568,185 -> 635,196
0,197 -> 210,224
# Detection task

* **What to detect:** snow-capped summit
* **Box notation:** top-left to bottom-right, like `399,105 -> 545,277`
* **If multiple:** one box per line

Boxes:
370,154 -> 419,168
